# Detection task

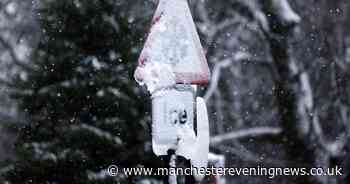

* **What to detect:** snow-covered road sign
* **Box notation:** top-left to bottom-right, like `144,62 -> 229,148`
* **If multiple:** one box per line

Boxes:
151,86 -> 196,159
151,87 -> 210,178
135,0 -> 210,87
134,0 -> 211,182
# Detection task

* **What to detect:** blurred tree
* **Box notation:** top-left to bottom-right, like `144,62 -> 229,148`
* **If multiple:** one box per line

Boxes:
193,0 -> 350,183
1,0 -> 349,184
0,0 -> 39,176
2,0 -> 160,183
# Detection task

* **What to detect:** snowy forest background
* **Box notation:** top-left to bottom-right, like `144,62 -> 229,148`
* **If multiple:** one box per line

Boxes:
0,0 -> 350,183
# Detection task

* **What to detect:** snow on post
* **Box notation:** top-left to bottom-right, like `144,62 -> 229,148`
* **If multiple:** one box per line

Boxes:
134,0 -> 211,183
151,87 -> 196,158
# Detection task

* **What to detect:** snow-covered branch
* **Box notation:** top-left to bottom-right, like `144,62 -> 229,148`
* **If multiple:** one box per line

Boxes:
204,59 -> 232,101
0,35 -> 34,72
210,127 -> 282,146
267,0 -> 301,26
70,124 -> 123,147
204,52 -> 252,101
311,110 -> 349,157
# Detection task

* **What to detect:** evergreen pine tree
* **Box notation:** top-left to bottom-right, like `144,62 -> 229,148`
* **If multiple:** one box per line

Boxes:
2,0 -> 160,183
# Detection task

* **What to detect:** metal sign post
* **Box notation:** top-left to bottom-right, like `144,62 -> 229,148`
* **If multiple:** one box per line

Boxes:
134,0 -> 210,183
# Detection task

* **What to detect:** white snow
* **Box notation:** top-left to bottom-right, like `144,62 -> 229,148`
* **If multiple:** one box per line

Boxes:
135,62 -> 176,94
191,97 -> 210,181
15,44 -> 30,61
70,124 -> 123,147
271,0 -> 301,25
300,73 -> 313,109
135,0 -> 209,88
134,1 -> 210,181
144,0 -> 202,72
151,92 -> 210,182
5,2 -> 17,15
92,57 -> 103,70
97,90 -> 105,97
176,122 -> 197,159
23,142 -> 58,162
151,88 -> 195,158
208,153 -> 225,166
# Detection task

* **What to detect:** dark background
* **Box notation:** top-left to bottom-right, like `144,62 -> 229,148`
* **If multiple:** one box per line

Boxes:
0,0 -> 349,183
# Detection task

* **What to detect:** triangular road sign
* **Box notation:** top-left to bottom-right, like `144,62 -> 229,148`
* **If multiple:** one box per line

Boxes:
136,0 -> 210,85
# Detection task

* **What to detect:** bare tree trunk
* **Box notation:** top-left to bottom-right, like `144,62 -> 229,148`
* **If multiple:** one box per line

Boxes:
195,0 -> 349,183
260,0 -> 318,183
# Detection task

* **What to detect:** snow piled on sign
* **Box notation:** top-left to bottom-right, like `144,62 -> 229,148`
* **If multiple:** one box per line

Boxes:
176,122 -> 197,159
143,4 -> 196,72
135,0 -> 209,88
151,89 -> 195,156
191,97 -> 209,181
134,62 -> 176,94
